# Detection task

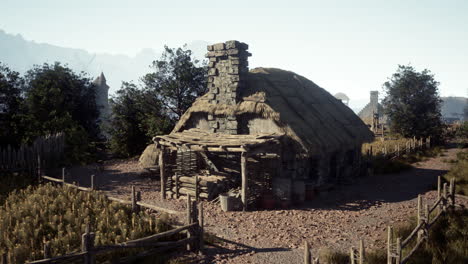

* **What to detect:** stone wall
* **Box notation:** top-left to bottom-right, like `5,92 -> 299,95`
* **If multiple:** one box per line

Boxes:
205,40 -> 251,134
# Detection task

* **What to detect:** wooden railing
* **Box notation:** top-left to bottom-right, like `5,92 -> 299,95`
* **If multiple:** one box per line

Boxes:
5,175 -> 204,264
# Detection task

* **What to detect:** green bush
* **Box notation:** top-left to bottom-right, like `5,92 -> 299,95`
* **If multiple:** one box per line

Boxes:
0,183 -> 170,263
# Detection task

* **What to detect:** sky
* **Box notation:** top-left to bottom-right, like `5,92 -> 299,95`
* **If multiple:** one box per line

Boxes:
1,0 -> 467,109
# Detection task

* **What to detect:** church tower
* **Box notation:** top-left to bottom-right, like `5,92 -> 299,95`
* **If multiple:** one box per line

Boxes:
93,72 -> 110,124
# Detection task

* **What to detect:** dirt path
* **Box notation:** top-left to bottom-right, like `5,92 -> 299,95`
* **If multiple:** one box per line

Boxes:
53,146 -> 467,263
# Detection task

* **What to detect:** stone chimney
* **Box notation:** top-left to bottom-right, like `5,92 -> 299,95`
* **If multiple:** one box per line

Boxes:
206,40 -> 251,105
205,40 -> 251,134
370,91 -> 379,113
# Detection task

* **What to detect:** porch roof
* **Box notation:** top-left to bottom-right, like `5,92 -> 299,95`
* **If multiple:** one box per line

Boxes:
153,129 -> 282,153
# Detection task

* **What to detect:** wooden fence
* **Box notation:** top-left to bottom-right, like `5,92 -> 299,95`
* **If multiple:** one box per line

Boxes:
0,133 -> 65,174
303,176 -> 457,264
0,174 -> 204,264
364,137 -> 430,162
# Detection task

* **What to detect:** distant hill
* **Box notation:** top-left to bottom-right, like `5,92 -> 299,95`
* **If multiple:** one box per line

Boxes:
441,96 -> 467,120
0,29 -> 209,94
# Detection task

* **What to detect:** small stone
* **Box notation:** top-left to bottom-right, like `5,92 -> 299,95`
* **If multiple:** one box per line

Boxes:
213,43 -> 225,51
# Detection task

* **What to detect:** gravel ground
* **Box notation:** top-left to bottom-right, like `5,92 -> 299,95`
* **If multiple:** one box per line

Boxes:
54,146 -> 468,263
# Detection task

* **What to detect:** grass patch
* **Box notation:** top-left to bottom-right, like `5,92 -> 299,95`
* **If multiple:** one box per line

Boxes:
372,156 -> 412,174
319,248 -> 349,264
443,150 -> 468,195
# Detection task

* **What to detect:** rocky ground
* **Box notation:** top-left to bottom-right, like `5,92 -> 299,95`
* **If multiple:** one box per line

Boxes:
55,146 -> 468,264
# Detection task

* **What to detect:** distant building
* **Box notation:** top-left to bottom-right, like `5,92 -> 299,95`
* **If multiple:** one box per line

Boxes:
93,72 -> 110,134
334,92 -> 350,106
358,91 -> 387,131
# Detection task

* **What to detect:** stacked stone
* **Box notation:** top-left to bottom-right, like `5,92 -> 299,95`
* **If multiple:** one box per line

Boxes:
205,40 -> 251,134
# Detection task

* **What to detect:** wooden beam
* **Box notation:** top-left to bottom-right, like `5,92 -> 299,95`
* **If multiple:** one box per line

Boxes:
241,151 -> 248,211
159,149 -> 166,200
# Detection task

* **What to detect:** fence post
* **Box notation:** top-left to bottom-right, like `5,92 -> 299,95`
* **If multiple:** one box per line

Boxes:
359,239 -> 364,264
417,195 -> 423,242
387,226 -> 393,264
450,178 -> 455,208
1,252 -> 6,264
131,186 -> 140,213
304,241 -> 311,264
62,167 -> 66,185
81,224 -> 95,264
350,248 -> 355,264
395,237 -> 401,264
43,241 -> 51,259
442,183 -> 448,212
91,175 -> 95,190
37,155 -> 42,182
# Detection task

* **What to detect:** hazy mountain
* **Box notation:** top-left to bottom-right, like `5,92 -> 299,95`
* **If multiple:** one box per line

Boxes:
0,29 -> 209,94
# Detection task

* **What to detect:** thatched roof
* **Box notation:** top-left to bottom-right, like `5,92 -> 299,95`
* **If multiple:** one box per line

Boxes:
174,68 -> 373,155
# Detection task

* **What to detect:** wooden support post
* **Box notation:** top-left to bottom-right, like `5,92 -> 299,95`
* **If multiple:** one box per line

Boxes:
175,173 -> 180,198
186,194 -> 192,251
370,146 -> 373,157
241,151 -> 248,211
1,253 -> 6,264
81,224 -> 95,264
62,167 -> 66,184
43,241 -> 51,259
90,174 -> 95,190
198,202 -> 204,253
350,248 -> 355,264
195,175 -> 199,202
159,150 -> 166,200
396,144 -> 399,157
387,226 -> 393,264
304,241 -> 311,264
395,238 -> 401,264
359,239 -> 364,264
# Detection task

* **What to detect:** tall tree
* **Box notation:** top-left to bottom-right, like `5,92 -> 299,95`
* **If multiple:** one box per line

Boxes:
0,63 -> 26,147
23,62 -> 99,162
141,45 -> 208,121
108,82 -> 172,157
382,65 -> 444,140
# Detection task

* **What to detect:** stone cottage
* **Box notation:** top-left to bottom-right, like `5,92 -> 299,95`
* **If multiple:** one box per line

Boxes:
153,40 -> 373,209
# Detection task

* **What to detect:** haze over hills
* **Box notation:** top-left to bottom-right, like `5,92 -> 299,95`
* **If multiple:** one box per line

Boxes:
1,29 -> 466,116
0,29 -> 209,94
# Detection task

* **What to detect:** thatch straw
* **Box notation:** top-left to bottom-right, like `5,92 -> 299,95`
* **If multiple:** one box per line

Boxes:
173,67 -> 373,155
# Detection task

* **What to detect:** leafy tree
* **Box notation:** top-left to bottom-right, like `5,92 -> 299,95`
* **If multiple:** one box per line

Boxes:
0,63 -> 26,147
382,65 -> 444,140
23,62 -> 99,162
108,82 -> 173,157
142,45 -> 208,121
